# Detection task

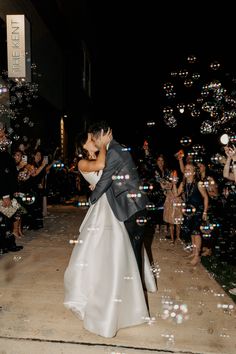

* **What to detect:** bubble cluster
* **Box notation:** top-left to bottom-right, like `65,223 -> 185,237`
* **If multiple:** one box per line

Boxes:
0,65 -> 40,145
161,299 -> 189,324
161,55 -> 236,135
150,261 -> 161,278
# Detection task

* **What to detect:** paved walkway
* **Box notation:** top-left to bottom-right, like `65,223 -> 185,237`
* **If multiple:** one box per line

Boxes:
0,205 -> 235,354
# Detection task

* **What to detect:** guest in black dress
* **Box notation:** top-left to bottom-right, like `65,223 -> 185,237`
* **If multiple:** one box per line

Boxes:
0,121 -> 23,254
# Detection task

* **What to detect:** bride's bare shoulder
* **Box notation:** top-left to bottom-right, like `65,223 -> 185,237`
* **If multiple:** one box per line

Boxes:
78,159 -> 90,172
78,158 -> 103,173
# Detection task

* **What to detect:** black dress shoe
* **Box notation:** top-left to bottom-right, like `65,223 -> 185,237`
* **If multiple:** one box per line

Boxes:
8,245 -> 23,252
33,225 -> 44,230
0,248 -> 9,255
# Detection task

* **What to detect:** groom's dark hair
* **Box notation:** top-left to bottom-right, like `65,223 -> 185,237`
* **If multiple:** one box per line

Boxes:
88,120 -> 111,138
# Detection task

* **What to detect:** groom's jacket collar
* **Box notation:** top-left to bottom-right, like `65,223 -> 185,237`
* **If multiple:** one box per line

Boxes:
107,138 -> 116,149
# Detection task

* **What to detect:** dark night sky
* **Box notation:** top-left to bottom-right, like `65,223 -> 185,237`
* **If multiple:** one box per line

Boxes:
84,2 -> 236,150
30,1 -> 236,150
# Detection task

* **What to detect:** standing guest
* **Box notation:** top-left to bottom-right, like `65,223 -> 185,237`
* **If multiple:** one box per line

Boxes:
175,149 -> 194,175
153,154 -> 170,234
12,149 -> 28,238
222,145 -> 236,296
196,160 -> 219,257
25,150 -> 48,229
138,140 -> 155,181
163,170 -> 183,244
223,145 -> 236,183
179,164 -> 208,266
0,121 -> 23,254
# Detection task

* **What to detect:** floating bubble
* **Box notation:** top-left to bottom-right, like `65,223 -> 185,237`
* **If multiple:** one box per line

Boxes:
21,193 -> 36,205
180,136 -> 192,146
182,204 -> 196,216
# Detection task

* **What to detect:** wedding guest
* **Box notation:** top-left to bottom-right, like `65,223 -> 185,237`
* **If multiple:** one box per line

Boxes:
163,170 -> 183,244
223,145 -> 236,183
0,121 -> 23,253
196,160 -> 219,257
179,164 -> 208,266
153,154 -> 170,234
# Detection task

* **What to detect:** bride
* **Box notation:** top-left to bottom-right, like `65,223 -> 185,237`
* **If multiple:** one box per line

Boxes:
64,129 -> 157,338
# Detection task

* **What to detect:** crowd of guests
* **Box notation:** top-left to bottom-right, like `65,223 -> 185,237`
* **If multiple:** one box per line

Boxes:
137,140 -> 236,271
0,120 -> 236,297
0,122 -> 65,253
0,120 -> 88,255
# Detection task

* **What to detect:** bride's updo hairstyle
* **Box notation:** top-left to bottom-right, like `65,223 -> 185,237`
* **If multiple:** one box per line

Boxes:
76,131 -> 90,160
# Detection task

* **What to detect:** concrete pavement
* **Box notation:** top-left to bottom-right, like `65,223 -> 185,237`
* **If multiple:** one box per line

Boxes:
0,205 -> 235,354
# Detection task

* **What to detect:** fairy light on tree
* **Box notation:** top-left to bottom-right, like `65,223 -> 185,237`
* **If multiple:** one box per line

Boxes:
0,63 -> 40,146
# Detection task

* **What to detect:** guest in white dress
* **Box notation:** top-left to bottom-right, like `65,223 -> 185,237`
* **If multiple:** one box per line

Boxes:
64,130 -> 157,338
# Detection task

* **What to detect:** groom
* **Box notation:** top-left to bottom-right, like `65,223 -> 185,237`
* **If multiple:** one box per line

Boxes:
88,121 -> 149,277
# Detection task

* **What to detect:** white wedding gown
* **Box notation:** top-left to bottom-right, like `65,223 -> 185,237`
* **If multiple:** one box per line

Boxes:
64,170 -> 157,338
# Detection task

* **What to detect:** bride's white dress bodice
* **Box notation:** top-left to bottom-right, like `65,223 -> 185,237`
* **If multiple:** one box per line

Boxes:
80,170 -> 102,185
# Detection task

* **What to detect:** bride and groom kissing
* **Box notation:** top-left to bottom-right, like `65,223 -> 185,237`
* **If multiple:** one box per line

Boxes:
64,120 -> 157,338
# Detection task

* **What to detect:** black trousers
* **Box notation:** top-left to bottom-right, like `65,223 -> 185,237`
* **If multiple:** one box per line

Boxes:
124,209 -> 147,279
24,189 -> 44,229
0,213 -> 16,250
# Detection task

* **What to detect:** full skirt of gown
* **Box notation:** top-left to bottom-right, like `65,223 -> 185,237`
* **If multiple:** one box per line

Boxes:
64,193 -> 157,338
163,190 -> 183,225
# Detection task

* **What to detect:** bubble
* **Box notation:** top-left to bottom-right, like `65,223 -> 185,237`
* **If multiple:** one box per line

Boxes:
176,103 -> 185,113
184,79 -> 193,87
178,69 -> 188,78
23,116 -> 30,123
187,55 -> 197,64
182,204 -> 196,216
210,61 -> 221,70
200,120 -> 216,134
136,216 -> 147,226
180,136 -> 192,146
22,193 -> 36,205
192,72 -> 200,80
163,114 -> 177,128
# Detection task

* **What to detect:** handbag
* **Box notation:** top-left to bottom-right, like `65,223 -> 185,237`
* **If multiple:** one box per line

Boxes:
0,198 -> 21,218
